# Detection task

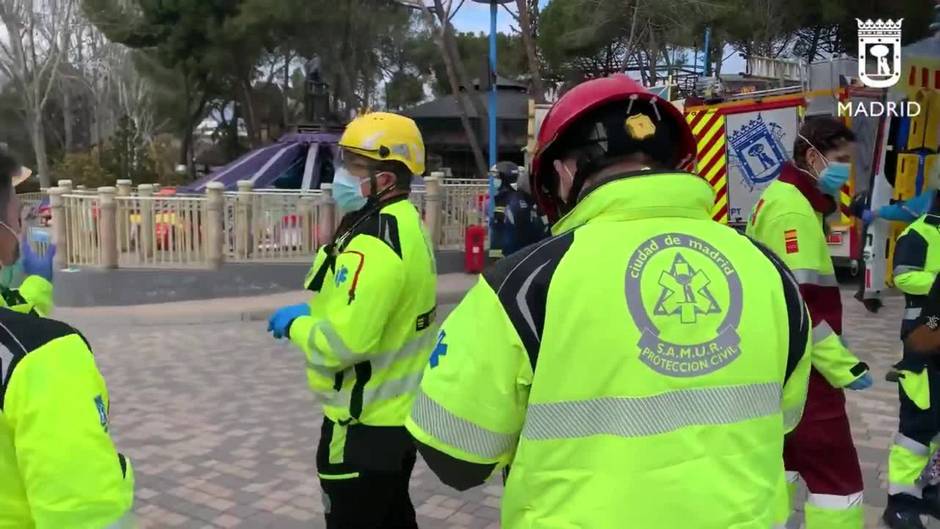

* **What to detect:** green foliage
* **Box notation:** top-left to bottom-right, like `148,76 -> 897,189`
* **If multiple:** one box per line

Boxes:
101,116 -> 157,183
53,151 -> 114,189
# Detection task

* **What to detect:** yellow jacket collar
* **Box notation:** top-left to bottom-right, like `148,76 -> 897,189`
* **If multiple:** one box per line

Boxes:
552,171 -> 716,234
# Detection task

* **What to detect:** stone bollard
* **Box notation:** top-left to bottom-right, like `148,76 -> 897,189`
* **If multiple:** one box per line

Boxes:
58,180 -> 73,194
48,187 -> 68,271
116,179 -> 132,251
236,180 -> 253,259
98,187 -> 118,269
424,172 -> 443,250
206,182 -> 225,269
152,183 -> 162,194
76,184 -> 87,191
318,183 -> 336,246
138,184 -> 155,258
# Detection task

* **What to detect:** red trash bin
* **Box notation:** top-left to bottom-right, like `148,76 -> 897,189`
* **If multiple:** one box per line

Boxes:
464,225 -> 487,273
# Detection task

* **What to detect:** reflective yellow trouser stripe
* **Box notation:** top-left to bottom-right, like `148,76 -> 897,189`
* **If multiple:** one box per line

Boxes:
328,423 -> 348,465
889,433 -> 930,497
318,472 -> 361,480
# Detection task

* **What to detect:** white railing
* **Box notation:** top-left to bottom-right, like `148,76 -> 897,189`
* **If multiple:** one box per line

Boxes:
61,194 -> 102,266
115,195 -> 208,267
48,174 -> 493,268
226,191 -> 324,262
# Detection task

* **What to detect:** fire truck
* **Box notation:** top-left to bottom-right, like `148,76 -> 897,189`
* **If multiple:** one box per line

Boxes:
525,60 -> 882,275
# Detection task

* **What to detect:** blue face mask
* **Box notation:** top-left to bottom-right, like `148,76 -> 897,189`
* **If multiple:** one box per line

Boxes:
818,162 -> 851,196
332,167 -> 368,213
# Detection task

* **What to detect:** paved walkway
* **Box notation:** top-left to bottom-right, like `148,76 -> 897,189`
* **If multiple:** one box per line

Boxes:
68,288 -> 925,528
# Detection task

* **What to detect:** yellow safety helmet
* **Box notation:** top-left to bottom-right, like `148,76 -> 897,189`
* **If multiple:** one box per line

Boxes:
339,112 -> 426,176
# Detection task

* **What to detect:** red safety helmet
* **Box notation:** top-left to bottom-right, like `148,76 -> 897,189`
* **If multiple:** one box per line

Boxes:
530,75 -> 697,220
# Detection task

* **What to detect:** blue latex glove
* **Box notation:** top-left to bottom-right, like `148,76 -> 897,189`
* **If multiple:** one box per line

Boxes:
846,372 -> 873,390
21,237 -> 56,282
861,209 -> 874,225
267,303 -> 310,339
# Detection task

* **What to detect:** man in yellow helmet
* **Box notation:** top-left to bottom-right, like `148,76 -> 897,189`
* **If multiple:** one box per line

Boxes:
268,112 -> 436,529
0,149 -> 135,528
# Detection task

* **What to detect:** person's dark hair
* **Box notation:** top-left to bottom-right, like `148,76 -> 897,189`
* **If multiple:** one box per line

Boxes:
0,150 -> 17,211
794,116 -> 856,169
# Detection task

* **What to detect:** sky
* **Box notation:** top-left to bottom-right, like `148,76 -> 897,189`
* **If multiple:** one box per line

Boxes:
449,0 -> 747,76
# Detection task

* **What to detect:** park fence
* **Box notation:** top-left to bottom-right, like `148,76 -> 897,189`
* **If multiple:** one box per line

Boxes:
46,173 -> 490,270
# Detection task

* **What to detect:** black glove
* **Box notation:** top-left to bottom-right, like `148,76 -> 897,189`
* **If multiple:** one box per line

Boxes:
848,191 -> 871,219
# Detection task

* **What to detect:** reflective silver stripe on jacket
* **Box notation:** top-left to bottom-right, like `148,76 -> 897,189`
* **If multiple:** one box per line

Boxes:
894,265 -> 924,277
812,320 -> 836,345
410,390 -> 516,459
327,370 -> 425,409
789,269 -> 838,287
894,432 -> 930,455
522,383 -> 782,440
305,323 -> 436,377
888,483 -> 922,498
904,307 -> 923,321
783,404 -> 803,431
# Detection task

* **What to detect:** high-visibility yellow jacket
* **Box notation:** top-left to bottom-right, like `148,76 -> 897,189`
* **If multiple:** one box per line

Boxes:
0,309 -> 134,529
407,171 -> 812,529
1,275 -> 53,317
746,162 -> 868,388
289,196 -> 437,470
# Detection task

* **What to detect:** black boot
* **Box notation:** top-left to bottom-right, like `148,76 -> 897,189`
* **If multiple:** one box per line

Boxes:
884,494 -> 927,529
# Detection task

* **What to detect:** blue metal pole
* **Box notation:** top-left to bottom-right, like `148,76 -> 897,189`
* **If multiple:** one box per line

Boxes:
487,1 -> 498,245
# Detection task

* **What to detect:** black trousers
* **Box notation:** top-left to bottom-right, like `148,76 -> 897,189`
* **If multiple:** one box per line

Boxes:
318,420 -> 419,529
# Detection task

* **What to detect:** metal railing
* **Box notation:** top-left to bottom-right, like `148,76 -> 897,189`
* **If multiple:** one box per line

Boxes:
440,181 -> 488,249
116,195 -> 208,267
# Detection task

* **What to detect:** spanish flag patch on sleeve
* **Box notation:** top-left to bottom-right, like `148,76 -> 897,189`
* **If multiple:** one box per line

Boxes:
784,229 -> 799,254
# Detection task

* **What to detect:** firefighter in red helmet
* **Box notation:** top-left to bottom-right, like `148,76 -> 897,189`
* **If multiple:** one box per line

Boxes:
406,75 -> 812,529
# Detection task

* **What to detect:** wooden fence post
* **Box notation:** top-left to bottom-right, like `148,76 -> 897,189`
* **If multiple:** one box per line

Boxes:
116,179 -> 132,251
206,183 -> 225,269
319,183 -> 336,245
236,180 -> 253,259
49,187 -> 68,271
425,172 -> 443,250
98,187 -> 118,269
138,184 -> 154,258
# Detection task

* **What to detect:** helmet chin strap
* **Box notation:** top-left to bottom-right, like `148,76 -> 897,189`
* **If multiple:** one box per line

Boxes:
365,171 -> 397,205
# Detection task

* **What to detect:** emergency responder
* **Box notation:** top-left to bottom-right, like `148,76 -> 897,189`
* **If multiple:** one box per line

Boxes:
884,190 -> 940,528
490,161 -> 550,258
0,150 -> 135,528
405,75 -> 813,529
0,160 -> 56,316
746,116 -> 870,529
267,112 -> 436,529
